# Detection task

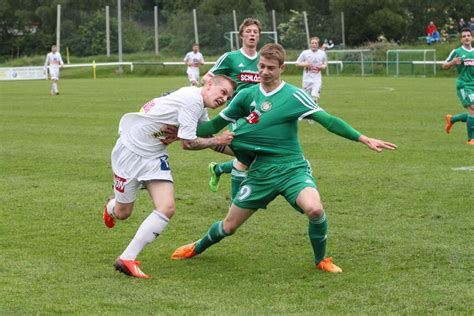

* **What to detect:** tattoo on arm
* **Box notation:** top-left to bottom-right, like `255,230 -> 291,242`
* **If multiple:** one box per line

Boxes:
182,137 -> 220,150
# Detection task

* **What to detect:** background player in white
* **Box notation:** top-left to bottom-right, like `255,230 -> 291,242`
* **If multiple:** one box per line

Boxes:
102,75 -> 236,279
184,43 -> 205,86
296,37 -> 328,103
44,45 -> 64,96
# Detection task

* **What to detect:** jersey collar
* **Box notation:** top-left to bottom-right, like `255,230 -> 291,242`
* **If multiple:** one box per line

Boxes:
461,46 -> 473,52
240,48 -> 259,60
259,81 -> 286,97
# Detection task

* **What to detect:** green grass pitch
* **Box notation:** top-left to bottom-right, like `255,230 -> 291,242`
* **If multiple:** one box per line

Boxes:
0,75 -> 472,314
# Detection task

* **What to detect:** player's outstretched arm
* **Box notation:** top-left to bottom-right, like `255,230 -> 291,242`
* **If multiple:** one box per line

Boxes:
312,110 -> 361,141
311,111 -> 397,152
357,135 -> 397,152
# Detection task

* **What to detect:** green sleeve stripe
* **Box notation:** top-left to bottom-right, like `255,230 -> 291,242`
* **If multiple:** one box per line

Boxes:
445,49 -> 456,62
209,52 -> 229,74
293,90 -> 318,110
219,112 -> 235,123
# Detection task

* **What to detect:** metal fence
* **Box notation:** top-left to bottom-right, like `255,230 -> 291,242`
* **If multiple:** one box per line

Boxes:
56,5 -> 345,59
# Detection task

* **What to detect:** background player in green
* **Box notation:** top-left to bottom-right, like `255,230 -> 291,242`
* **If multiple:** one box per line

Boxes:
443,28 -> 474,145
202,18 -> 262,198
171,44 -> 397,273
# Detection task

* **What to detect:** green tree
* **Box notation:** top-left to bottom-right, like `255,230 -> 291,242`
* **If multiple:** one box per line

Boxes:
277,10 -> 307,50
330,0 -> 411,44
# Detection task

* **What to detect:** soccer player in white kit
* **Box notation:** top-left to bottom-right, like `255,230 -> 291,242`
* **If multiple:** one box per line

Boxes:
103,75 -> 236,278
296,37 -> 328,103
184,43 -> 205,86
44,45 -> 64,96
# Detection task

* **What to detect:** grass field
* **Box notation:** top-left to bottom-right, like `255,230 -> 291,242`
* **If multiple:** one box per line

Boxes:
1,75 -> 472,314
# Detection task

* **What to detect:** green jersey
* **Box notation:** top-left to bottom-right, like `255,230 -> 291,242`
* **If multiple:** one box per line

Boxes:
220,82 -> 322,161
445,46 -> 474,89
209,49 -> 260,94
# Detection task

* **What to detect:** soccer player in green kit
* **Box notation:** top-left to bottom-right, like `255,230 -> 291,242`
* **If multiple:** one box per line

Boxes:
202,18 -> 262,197
171,43 -> 397,273
443,28 -> 474,145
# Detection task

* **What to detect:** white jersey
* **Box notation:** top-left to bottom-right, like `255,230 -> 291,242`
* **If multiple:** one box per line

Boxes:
296,49 -> 327,82
44,52 -> 64,69
184,51 -> 205,74
119,86 -> 209,158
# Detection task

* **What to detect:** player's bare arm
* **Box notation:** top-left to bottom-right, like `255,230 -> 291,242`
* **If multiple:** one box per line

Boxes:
181,130 -> 234,150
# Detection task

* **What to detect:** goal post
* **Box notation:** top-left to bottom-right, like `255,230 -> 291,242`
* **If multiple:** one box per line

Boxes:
326,49 -> 374,76
386,49 -> 437,76
224,31 -> 277,51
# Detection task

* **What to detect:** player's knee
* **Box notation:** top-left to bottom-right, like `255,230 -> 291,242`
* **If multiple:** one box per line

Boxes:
234,160 -> 248,171
114,203 -> 134,220
222,220 -> 238,235
159,202 -> 176,219
305,205 -> 324,219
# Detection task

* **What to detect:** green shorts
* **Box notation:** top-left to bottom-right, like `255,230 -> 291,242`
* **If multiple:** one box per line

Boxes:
457,87 -> 474,108
232,156 -> 317,212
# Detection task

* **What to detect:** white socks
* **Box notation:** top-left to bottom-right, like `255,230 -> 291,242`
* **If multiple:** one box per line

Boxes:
120,211 -> 169,261
106,198 -> 117,219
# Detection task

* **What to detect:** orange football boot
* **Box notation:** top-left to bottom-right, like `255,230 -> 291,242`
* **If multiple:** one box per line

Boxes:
316,257 -> 342,273
171,242 -> 197,260
445,114 -> 453,134
114,257 -> 150,279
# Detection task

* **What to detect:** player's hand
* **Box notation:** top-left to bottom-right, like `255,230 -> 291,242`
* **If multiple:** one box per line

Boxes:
310,65 -> 321,73
215,130 -> 234,145
359,135 -> 397,152
451,56 -> 461,65
160,124 -> 179,145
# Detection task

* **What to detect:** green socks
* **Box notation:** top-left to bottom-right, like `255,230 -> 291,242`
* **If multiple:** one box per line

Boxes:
450,112 -> 468,124
214,160 -> 235,177
194,221 -> 232,254
467,115 -> 474,140
308,212 -> 328,264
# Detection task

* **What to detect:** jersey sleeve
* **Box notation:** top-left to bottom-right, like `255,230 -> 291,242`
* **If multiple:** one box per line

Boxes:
296,51 -> 307,63
312,110 -> 361,141
322,52 -> 328,66
208,53 -> 230,76
219,89 -> 251,123
445,49 -> 457,63
292,88 -> 324,119
198,109 -> 209,123
177,102 -> 204,140
58,53 -> 64,66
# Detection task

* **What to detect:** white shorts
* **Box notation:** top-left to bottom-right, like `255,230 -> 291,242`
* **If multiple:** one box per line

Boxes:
49,67 -> 60,80
303,79 -> 322,100
111,138 -> 173,203
187,68 -> 199,84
